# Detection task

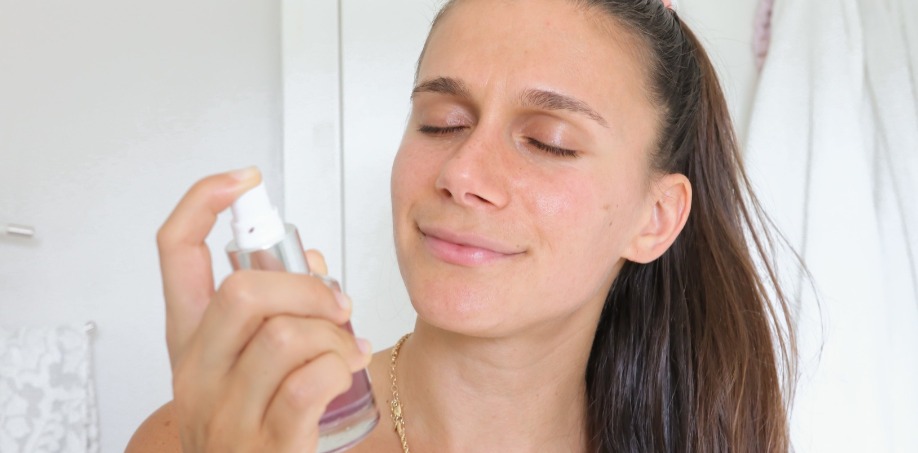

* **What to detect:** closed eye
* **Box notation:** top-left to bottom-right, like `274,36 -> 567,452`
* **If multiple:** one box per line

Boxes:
418,125 -> 578,158
525,138 -> 578,158
418,125 -> 467,135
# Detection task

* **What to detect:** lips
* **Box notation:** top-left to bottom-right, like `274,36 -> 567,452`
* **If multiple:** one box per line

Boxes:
418,225 -> 524,266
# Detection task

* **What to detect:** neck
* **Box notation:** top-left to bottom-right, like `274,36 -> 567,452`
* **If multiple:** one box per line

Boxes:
396,317 -> 598,453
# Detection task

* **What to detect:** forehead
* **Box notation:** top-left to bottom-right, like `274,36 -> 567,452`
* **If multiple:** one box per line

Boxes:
419,0 -> 656,141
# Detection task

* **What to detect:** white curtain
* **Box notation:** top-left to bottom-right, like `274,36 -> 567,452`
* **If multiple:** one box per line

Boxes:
0,324 -> 99,453
745,0 -> 918,451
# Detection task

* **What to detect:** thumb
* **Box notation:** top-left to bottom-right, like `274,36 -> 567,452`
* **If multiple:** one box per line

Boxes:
304,249 -> 329,276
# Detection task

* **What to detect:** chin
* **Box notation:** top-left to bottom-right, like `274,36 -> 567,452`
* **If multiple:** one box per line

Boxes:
404,274 -> 524,337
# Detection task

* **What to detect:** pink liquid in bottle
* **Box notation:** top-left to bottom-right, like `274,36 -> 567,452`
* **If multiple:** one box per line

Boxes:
227,183 -> 379,452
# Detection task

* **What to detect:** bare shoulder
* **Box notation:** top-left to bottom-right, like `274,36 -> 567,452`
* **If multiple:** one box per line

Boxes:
125,400 -> 182,453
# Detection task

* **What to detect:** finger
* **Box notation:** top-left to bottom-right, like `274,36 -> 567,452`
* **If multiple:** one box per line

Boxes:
264,352 -> 354,452
225,316 -> 370,430
192,271 -> 353,373
157,166 -> 261,367
304,249 -> 328,276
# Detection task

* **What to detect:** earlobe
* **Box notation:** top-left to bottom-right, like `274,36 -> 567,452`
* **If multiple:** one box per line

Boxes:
622,173 -> 692,264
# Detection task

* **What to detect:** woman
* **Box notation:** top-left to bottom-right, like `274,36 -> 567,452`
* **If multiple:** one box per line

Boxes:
129,0 -> 796,451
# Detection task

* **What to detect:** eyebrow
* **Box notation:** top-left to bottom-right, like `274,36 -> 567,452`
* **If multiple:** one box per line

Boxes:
411,77 -> 472,99
411,76 -> 609,129
521,89 -> 609,129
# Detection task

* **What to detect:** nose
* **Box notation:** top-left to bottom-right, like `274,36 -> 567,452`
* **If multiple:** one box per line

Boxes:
434,128 -> 510,209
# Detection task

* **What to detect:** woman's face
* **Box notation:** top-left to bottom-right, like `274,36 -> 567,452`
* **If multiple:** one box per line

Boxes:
391,0 -> 661,336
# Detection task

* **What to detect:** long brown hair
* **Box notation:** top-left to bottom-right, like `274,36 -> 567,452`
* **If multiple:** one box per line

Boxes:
420,1 -> 797,451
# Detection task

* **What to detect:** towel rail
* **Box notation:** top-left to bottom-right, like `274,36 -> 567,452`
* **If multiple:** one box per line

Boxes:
2,223 -> 35,238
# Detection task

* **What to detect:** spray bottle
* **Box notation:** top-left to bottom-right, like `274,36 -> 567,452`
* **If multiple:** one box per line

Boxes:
226,182 -> 379,452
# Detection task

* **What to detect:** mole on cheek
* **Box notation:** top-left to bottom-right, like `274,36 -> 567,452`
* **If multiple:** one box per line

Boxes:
602,204 -> 617,227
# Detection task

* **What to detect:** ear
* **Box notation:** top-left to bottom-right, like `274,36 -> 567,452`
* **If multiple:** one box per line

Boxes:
622,173 -> 692,264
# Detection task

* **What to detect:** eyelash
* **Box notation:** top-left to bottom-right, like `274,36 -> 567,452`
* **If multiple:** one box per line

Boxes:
417,125 -> 579,158
418,125 -> 465,135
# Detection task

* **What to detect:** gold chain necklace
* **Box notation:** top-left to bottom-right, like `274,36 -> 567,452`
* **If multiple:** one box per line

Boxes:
389,333 -> 412,453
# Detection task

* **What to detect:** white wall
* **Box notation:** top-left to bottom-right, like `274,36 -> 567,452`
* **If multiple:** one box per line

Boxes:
0,0 -> 282,451
1,0 -> 759,450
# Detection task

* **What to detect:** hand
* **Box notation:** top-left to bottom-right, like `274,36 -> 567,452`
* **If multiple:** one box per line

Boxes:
156,167 -> 371,452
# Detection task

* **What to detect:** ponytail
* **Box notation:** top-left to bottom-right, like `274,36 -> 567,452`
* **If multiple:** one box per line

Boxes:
584,3 -> 796,452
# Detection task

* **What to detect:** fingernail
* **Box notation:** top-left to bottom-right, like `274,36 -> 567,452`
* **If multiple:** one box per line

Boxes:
334,290 -> 351,311
229,166 -> 260,184
357,338 -> 372,355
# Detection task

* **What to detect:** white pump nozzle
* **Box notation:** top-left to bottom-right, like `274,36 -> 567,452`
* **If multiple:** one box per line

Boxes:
231,182 -> 286,250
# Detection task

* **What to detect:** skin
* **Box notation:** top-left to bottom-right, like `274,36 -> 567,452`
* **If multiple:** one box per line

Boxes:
127,0 -> 691,452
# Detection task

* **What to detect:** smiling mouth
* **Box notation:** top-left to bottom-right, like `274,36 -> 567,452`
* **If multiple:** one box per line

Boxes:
418,226 -> 524,266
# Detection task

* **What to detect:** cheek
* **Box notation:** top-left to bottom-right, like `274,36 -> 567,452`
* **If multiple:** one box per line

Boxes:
532,190 -> 566,217
391,141 -> 435,211
530,176 -> 614,242
391,146 -> 419,251
390,147 -> 410,206
391,139 -> 449,262
528,173 -> 635,275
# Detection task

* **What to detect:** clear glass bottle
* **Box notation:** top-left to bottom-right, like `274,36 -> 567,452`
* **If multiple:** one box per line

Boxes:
226,182 -> 379,453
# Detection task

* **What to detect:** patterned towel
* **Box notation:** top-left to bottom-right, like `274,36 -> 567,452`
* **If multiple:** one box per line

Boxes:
0,324 -> 99,453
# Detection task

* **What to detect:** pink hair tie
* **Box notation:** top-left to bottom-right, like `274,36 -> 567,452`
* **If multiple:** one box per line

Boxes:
753,0 -> 774,71
662,0 -> 672,7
